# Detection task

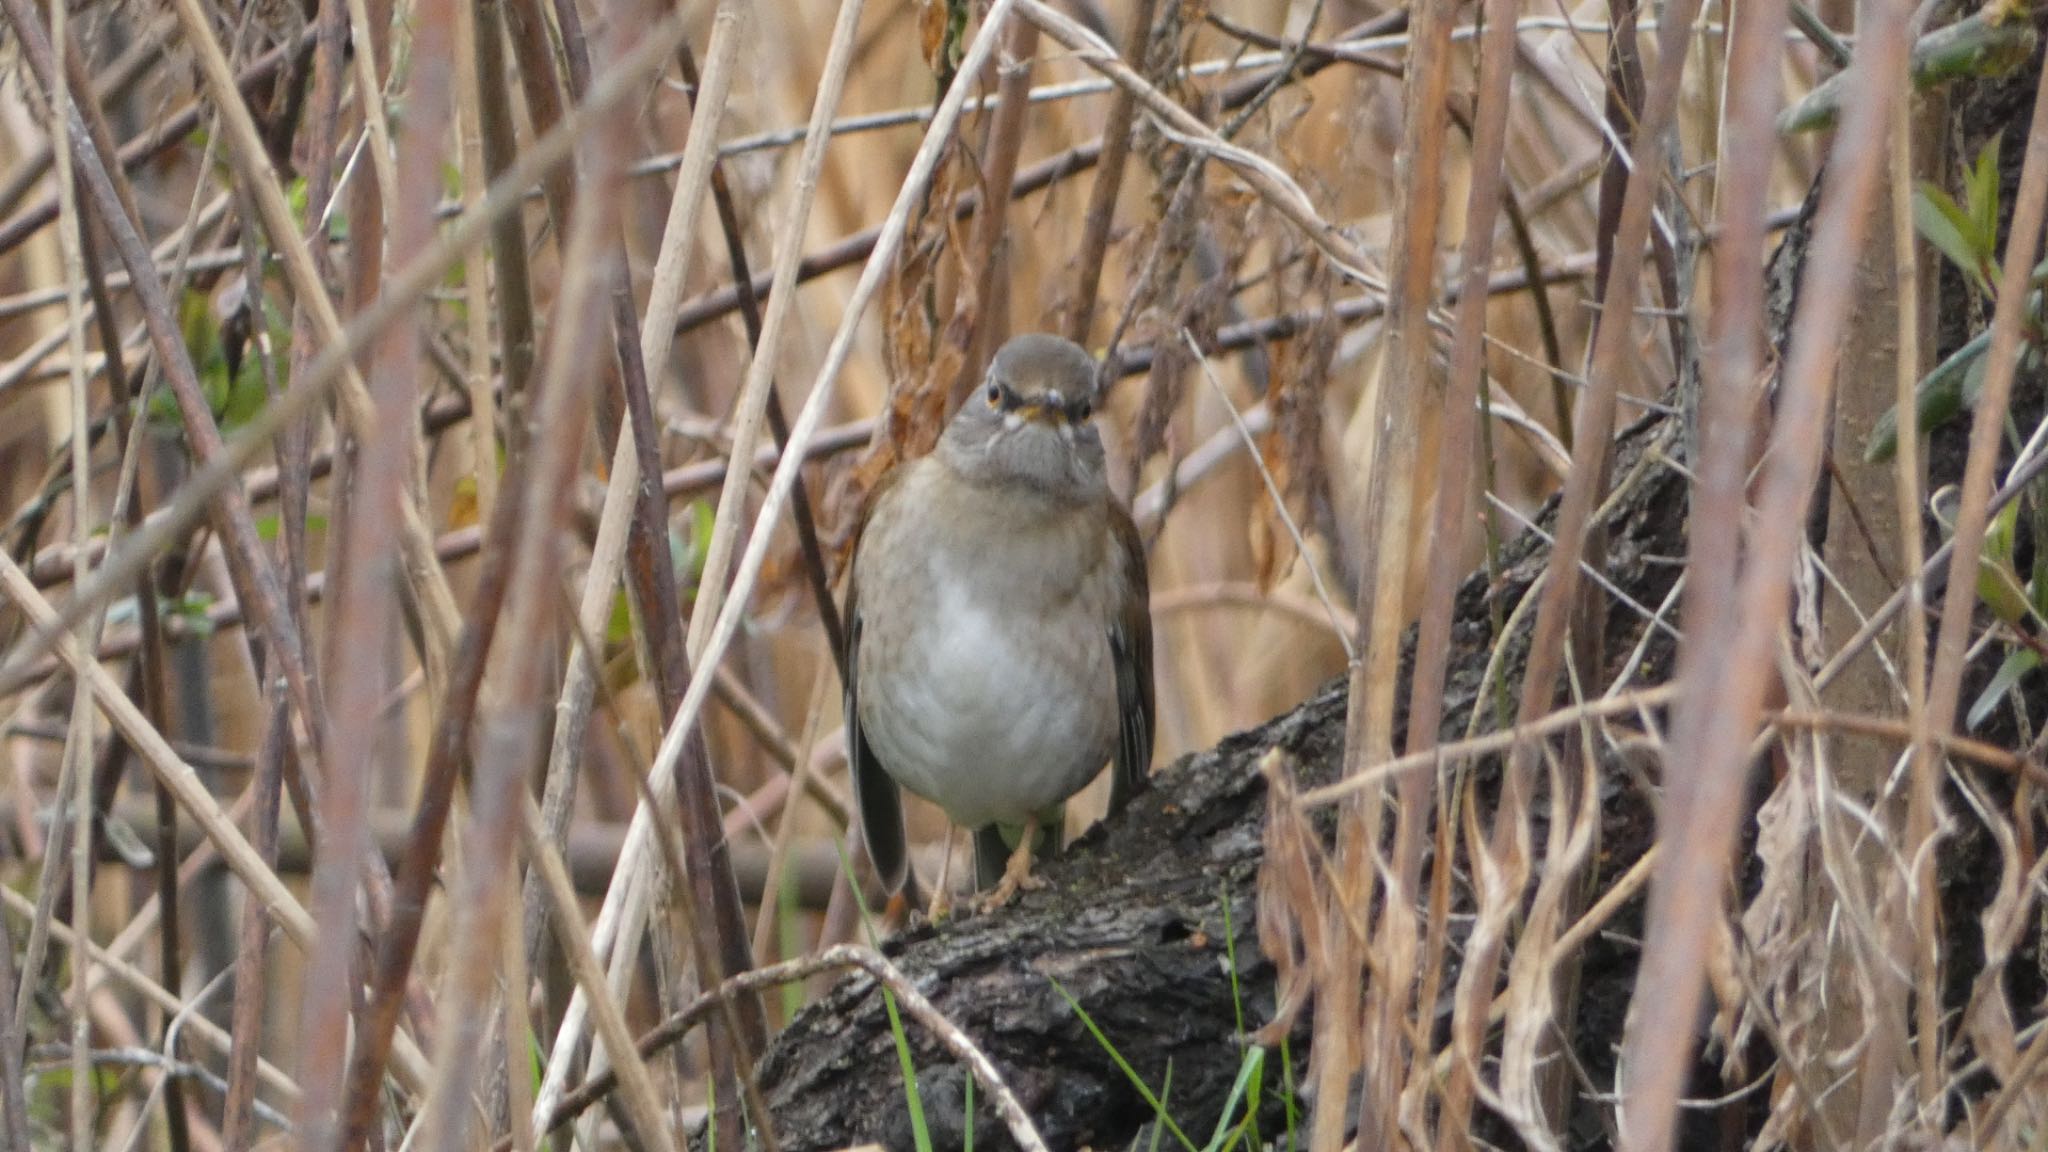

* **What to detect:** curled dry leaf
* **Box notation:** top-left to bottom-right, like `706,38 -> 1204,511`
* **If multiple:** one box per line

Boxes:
1253,745 -> 1324,1046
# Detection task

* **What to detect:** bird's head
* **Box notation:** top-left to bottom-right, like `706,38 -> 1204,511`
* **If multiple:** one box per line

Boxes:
940,333 -> 1108,501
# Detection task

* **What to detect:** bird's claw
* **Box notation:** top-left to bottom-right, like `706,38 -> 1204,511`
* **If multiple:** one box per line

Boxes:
978,836 -> 1046,911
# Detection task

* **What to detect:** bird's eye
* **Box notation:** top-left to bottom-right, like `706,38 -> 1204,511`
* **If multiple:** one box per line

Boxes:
1070,396 -> 1093,421
985,382 -> 1002,408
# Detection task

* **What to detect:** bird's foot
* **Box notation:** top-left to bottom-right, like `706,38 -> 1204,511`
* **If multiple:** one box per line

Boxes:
923,831 -> 961,922
927,882 -> 956,922
978,833 -> 1046,912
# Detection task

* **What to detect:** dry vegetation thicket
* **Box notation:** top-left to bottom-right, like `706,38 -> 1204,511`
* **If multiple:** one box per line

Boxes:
0,0 -> 2043,1147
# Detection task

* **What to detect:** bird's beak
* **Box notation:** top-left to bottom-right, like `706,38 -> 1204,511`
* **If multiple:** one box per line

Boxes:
1016,396 -> 1068,426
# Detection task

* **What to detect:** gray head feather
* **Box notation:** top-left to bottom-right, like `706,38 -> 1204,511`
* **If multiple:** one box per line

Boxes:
939,334 -> 1108,502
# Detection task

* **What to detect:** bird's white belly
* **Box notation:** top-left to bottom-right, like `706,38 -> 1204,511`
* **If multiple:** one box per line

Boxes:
860,581 -> 1116,830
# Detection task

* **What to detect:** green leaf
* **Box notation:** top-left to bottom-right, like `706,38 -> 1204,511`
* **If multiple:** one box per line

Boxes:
606,588 -> 634,646
1968,646 -> 2039,730
1969,136 -> 2003,255
287,175 -> 310,229
1986,494 -> 2021,565
1979,553 -> 2034,628
1280,1040 -> 1299,1152
1148,1063 -> 1174,1152
1916,180 -> 1993,295
673,501 -> 716,603
1864,328 -> 1991,462
220,294 -> 292,431
160,592 -> 217,636
255,513 -> 327,542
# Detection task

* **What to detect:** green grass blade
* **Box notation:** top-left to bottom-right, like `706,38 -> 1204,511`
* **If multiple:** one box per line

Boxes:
840,845 -> 933,1152
1200,1047 -> 1265,1152
1219,884 -> 1246,1040
1146,1062 -> 1174,1152
1048,976 -> 1197,1152
1281,1039 -> 1300,1152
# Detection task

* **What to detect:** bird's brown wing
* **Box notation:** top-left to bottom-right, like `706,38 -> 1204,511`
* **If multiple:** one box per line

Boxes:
1107,501 -> 1155,816
845,468 -> 910,892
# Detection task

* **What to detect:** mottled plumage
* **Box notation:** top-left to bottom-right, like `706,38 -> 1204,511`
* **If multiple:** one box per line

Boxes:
845,334 -> 1154,903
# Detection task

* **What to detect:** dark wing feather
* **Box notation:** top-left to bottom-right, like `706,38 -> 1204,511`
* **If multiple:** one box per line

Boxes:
845,471 -> 910,892
1107,502 -> 1155,816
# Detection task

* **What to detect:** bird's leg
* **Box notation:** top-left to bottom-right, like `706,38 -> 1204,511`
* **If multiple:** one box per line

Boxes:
927,829 -> 957,921
981,815 -> 1047,910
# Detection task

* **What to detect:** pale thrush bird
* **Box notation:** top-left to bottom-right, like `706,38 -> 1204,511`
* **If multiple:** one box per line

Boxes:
844,333 -> 1155,909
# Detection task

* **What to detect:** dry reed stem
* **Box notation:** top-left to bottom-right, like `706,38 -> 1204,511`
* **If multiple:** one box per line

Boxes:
1019,1 -> 1375,288
687,0 -> 864,656
1372,0 -> 1521,1137
1436,0 -> 1703,1133
518,798 -> 677,1152
1884,18 -> 1939,1123
453,0 -> 499,524
342,0 -> 399,237
418,1 -> 660,1143
1618,0 -> 1911,1145
534,0 -> 1021,1119
0,0 -> 685,698
47,0 -> 95,1139
524,0 -> 743,994
0,885 -> 299,1106
297,0 -> 462,1142
0,905 -> 28,1152
164,0 -> 463,701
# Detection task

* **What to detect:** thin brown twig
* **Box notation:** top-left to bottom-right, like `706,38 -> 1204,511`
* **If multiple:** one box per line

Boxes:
954,14 -> 1040,394
1066,0 -> 1158,345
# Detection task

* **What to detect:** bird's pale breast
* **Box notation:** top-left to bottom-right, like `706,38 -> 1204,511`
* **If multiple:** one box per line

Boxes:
854,459 -> 1124,830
